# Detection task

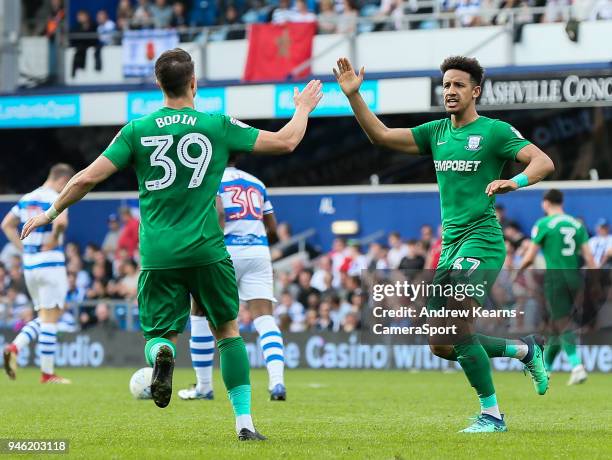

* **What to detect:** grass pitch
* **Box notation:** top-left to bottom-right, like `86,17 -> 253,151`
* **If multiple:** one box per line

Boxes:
1,368 -> 610,459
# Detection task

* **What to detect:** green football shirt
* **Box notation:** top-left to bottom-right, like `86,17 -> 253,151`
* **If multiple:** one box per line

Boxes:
412,116 -> 530,244
531,213 -> 589,269
103,107 -> 259,270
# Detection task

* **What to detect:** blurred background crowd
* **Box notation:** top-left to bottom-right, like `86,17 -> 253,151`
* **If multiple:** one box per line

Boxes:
1,201 -> 610,335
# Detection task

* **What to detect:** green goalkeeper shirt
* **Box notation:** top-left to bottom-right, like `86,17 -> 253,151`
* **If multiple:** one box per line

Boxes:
103,107 -> 259,270
412,116 -> 530,245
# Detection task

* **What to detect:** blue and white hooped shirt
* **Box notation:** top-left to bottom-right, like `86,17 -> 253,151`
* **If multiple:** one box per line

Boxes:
218,167 -> 273,260
11,187 -> 65,271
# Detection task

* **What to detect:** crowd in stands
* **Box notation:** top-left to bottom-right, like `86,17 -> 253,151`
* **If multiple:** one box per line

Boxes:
23,0 -> 612,44
2,203 -> 610,335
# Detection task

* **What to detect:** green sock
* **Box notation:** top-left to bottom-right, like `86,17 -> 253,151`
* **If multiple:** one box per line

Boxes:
561,331 -> 582,368
475,334 -> 507,358
218,337 -> 251,416
544,335 -> 561,371
453,336 -> 496,403
144,337 -> 176,366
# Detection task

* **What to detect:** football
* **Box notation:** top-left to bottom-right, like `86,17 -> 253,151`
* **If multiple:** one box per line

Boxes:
129,367 -> 153,399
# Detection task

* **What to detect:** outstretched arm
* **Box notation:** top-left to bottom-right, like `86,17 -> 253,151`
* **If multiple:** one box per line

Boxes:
21,156 -> 118,239
334,57 -> 420,154
253,80 -> 323,154
486,144 -> 555,196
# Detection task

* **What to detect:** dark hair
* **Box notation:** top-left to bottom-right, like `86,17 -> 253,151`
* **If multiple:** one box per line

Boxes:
543,189 -> 563,205
440,56 -> 484,86
154,48 -> 194,98
48,163 -> 75,180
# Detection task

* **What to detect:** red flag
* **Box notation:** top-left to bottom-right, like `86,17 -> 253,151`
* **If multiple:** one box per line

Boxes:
243,23 -> 317,82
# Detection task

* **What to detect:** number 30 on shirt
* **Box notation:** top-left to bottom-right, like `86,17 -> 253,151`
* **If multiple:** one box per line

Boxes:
141,134 -> 212,191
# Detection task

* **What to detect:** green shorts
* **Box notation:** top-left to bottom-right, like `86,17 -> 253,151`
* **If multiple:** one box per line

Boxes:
137,256 -> 239,340
428,230 -> 506,309
544,271 -> 582,320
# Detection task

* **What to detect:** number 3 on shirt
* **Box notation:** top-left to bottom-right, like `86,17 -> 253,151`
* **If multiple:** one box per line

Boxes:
141,134 -> 213,191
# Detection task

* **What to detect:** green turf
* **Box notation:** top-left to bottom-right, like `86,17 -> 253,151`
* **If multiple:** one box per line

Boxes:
1,368 -> 610,459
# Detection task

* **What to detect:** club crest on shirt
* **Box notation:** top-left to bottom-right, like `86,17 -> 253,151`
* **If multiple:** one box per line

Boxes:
465,135 -> 483,151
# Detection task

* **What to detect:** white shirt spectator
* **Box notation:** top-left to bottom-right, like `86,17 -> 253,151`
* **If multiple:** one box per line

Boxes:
97,19 -> 116,45
590,0 -> 612,19
589,234 -> 612,266
291,10 -> 317,22
455,0 -> 482,26
387,245 -> 409,269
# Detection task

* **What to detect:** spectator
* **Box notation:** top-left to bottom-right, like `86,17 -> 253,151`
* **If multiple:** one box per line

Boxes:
44,0 -> 65,40
8,263 -> 26,295
504,222 -> 526,249
291,0 -> 317,22
243,0 -> 272,24
0,263 -> 8,292
86,279 -> 108,300
329,294 -> 351,329
65,242 -> 81,263
170,1 -> 189,41
425,225 -> 443,269
337,0 -> 359,34
116,0 -> 134,31
132,0 -> 154,29
96,9 -> 116,46
238,305 -> 256,332
311,255 -> 333,291
58,309 -> 78,333
223,5 -> 246,40
79,310 -> 96,330
72,10 -> 100,77
117,206 -> 139,260
66,272 -> 86,303
366,242 -> 389,270
398,239 -> 425,270
316,301 -> 334,330
342,311 -> 360,332
102,214 -> 121,261
318,0 -> 338,33
342,243 -> 368,277
375,0 -> 405,31
83,242 -> 99,274
588,219 -> 612,267
454,0 -> 483,27
543,0 -> 570,23
0,241 -> 20,269
590,0 -> 612,20
67,258 -> 91,291
190,0 -> 219,27
387,231 -> 408,269
150,0 -> 173,29
296,269 -> 320,307
116,259 -> 139,299
274,291 -> 305,325
329,237 -> 347,286
272,0 -> 294,23
93,302 -> 119,331
420,224 -> 434,249
305,308 -> 319,331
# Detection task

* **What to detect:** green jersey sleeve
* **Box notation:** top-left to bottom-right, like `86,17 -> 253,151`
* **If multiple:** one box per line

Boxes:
531,218 -> 547,245
102,123 -> 134,170
411,120 -> 440,156
222,116 -> 259,152
493,120 -> 531,161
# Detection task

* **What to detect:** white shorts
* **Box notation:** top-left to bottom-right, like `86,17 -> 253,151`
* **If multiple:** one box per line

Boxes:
233,257 -> 275,302
24,266 -> 68,310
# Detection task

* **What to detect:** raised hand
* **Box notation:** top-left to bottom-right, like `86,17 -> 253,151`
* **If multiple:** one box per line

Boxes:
293,79 -> 323,113
333,57 -> 364,97
485,179 -> 519,197
21,213 -> 51,240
